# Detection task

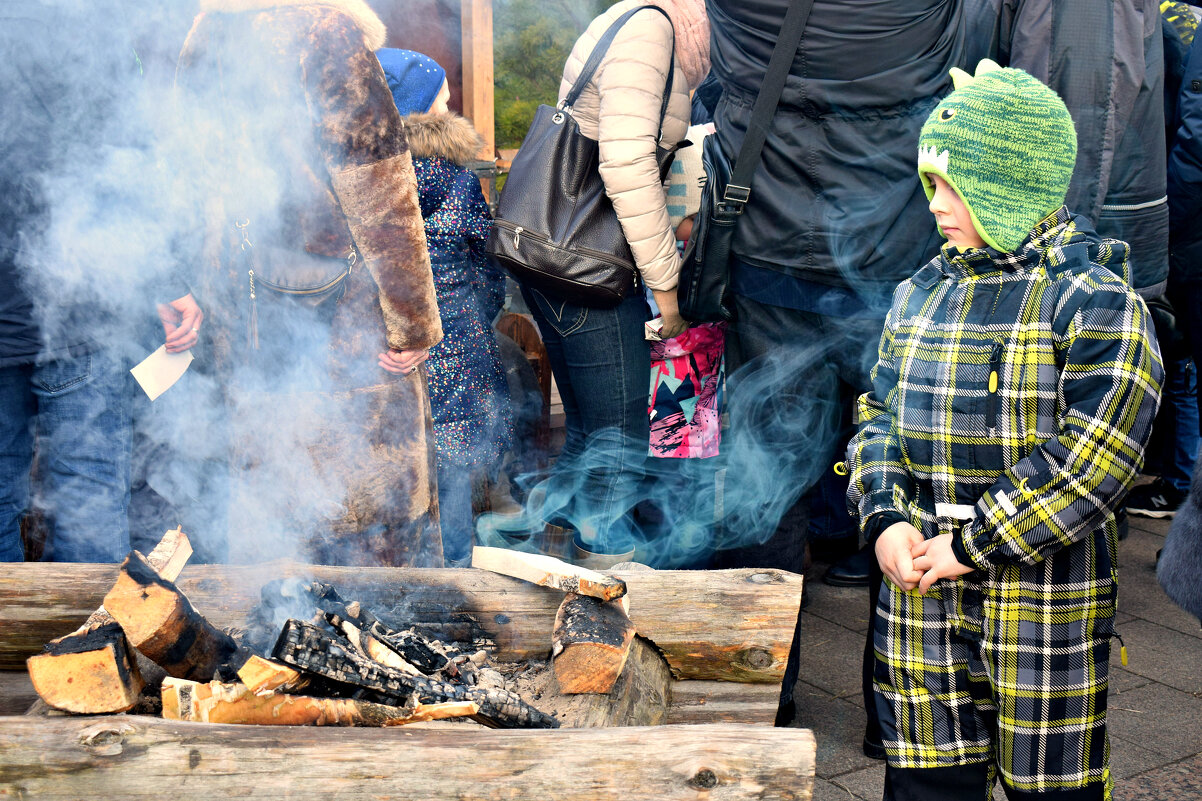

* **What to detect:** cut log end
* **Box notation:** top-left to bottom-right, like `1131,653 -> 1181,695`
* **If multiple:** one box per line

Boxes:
552,593 -> 636,695
26,623 -> 143,714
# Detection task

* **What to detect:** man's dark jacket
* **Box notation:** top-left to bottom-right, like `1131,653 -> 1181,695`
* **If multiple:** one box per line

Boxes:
705,0 -> 961,302
1169,32 -> 1202,283
963,0 -> 1170,298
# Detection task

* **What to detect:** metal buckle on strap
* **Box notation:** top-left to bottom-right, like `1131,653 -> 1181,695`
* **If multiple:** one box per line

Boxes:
723,184 -> 751,205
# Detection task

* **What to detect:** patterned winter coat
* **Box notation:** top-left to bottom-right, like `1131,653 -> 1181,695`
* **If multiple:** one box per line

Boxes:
175,0 -> 444,566
847,209 -> 1162,784
403,112 -> 513,470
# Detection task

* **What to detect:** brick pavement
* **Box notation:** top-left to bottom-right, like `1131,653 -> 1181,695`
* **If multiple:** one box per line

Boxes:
789,515 -> 1202,800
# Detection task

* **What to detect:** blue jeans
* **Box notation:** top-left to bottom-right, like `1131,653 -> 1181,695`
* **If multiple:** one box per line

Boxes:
521,285 -> 651,553
0,352 -> 133,562
1159,356 -> 1200,494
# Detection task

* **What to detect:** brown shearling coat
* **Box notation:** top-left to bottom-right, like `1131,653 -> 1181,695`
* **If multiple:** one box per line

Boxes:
176,0 -> 445,566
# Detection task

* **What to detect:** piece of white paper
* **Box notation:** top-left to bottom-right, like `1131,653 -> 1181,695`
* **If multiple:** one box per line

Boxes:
130,345 -> 194,402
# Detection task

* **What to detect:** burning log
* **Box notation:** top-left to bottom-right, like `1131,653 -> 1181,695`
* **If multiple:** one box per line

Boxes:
104,550 -> 238,681
161,678 -> 478,726
472,546 -> 627,602
25,528 -> 193,713
236,655 -> 310,695
552,593 -> 636,695
272,619 -> 559,729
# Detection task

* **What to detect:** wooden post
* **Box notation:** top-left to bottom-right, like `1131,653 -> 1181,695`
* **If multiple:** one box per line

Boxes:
460,0 -> 494,161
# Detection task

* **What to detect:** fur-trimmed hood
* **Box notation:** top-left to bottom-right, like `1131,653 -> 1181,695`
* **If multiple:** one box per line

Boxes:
198,0 -> 386,49
403,112 -> 485,166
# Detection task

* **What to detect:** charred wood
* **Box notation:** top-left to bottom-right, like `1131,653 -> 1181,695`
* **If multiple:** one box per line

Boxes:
272,619 -> 558,729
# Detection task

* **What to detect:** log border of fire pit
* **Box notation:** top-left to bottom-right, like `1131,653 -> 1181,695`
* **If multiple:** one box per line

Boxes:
1,563 -> 802,684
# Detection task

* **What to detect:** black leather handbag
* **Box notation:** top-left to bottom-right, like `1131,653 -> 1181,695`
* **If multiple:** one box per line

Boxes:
488,5 -> 676,308
676,0 -> 814,323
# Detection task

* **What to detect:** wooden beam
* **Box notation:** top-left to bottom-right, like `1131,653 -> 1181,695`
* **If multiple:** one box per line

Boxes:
25,528 -> 193,713
0,564 -> 802,683
459,0 -> 494,160
0,715 -> 816,800
472,546 -> 627,602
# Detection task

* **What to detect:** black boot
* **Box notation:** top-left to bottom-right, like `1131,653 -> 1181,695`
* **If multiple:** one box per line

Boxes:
823,542 -> 873,587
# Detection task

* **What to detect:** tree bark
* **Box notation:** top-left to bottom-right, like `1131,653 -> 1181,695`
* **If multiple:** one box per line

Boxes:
0,716 -> 816,800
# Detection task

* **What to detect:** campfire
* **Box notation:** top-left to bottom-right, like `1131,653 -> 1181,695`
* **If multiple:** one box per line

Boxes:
26,529 -> 657,730
5,529 -> 815,799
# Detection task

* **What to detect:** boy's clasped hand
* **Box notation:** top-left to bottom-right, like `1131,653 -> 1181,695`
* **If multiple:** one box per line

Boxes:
875,522 -> 975,594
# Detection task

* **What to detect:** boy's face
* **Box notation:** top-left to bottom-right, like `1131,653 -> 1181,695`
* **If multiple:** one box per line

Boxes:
927,174 -> 985,250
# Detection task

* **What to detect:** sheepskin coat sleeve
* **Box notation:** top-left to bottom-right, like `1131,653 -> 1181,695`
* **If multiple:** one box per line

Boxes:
559,0 -> 692,291
176,0 -> 442,360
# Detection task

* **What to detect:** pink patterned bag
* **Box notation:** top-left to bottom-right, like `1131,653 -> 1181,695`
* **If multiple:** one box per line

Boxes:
648,322 -> 726,458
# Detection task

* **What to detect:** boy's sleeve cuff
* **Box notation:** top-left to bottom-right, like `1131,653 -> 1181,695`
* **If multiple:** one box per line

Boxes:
864,511 -> 908,545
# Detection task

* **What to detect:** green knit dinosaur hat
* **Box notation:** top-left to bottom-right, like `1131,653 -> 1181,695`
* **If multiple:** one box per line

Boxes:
917,60 -> 1078,252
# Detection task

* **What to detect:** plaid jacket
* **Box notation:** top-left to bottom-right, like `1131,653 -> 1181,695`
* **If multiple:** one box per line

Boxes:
847,209 -> 1163,786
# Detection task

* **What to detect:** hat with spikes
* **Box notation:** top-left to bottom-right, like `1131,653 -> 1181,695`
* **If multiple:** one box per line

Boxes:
917,59 -> 1078,252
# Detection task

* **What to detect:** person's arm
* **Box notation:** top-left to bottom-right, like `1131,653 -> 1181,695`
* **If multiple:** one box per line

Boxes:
592,9 -> 686,334
460,172 -> 507,325
956,273 -> 1163,569
302,12 -> 443,365
847,295 -> 918,562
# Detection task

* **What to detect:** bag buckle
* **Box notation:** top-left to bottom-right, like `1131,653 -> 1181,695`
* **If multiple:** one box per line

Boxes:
719,184 -> 750,214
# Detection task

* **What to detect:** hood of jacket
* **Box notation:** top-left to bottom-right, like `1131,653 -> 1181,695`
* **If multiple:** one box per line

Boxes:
403,112 -> 485,166
935,208 -> 1133,287
197,0 -> 386,49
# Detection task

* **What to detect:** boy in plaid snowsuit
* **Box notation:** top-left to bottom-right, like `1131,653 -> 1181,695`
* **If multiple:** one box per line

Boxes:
847,61 -> 1164,800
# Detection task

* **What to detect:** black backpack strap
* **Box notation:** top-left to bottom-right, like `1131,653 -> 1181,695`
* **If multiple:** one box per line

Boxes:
722,0 -> 815,211
562,5 -> 675,137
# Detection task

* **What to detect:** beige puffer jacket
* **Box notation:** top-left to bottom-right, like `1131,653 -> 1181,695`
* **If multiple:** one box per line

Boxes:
558,0 -> 692,291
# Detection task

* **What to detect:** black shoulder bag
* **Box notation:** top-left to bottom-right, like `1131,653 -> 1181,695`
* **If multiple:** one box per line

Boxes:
487,5 -> 677,308
676,0 -> 813,322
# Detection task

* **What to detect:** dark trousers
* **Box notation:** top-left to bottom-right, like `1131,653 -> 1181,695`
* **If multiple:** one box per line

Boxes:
718,294 -> 884,722
885,763 -> 1106,800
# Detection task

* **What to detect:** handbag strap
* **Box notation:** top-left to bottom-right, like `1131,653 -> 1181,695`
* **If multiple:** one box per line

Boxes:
723,0 -> 815,211
561,5 -> 675,140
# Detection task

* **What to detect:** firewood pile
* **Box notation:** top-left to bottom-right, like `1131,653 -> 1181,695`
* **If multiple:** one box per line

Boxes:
25,529 -> 646,731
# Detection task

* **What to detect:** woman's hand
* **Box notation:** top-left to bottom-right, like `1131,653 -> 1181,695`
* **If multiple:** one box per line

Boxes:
651,289 -> 688,339
874,521 -> 924,591
379,348 -> 429,375
910,533 -> 974,594
158,293 -> 204,353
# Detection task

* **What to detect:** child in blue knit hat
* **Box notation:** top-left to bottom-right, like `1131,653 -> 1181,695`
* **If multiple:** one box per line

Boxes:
847,60 -> 1163,800
377,48 -> 513,568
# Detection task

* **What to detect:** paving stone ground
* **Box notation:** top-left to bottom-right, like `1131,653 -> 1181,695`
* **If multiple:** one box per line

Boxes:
789,514 -> 1202,801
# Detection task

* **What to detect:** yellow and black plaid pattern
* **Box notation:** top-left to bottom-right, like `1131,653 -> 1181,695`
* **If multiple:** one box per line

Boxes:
848,209 -> 1163,796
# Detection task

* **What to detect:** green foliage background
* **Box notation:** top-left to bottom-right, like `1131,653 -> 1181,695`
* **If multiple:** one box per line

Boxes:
493,0 -> 622,149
